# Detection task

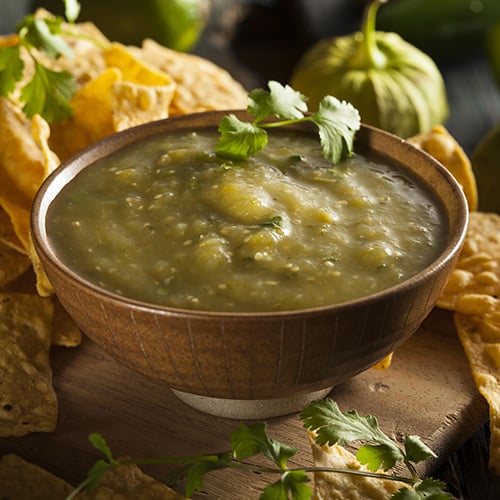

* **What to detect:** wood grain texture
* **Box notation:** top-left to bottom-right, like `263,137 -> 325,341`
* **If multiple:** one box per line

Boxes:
0,308 -> 487,498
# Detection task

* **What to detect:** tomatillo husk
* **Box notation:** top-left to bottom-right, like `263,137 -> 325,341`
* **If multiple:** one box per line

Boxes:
290,0 -> 448,139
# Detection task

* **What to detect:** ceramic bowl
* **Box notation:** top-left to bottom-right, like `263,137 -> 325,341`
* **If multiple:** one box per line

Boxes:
31,111 -> 468,419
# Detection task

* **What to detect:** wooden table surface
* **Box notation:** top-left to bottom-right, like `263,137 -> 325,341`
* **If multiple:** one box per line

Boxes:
0,307 -> 488,498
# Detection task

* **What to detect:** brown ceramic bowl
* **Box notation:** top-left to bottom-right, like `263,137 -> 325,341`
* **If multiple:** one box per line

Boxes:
31,111 -> 468,419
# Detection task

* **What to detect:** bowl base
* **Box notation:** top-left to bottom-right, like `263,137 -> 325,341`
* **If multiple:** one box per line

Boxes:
171,387 -> 334,419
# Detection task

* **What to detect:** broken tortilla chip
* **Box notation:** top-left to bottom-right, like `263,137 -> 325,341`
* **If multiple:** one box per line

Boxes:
82,459 -> 187,499
104,42 -> 175,87
0,454 -> 73,499
437,212 -> 500,325
0,242 -> 31,288
454,312 -> 500,474
0,97 -> 45,200
31,114 -> 61,177
0,208 -> 26,255
133,38 -> 247,115
52,298 -> 82,347
408,125 -> 478,211
0,293 -> 57,437
71,67 -> 122,143
111,81 -> 175,131
309,436 -> 409,499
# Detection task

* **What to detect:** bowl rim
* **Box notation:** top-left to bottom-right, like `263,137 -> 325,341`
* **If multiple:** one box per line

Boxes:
31,110 -> 469,319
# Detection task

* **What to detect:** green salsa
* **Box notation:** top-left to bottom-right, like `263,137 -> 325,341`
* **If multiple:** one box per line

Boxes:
47,129 -> 446,312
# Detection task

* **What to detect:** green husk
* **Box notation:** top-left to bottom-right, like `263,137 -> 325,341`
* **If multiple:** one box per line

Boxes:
290,0 -> 448,138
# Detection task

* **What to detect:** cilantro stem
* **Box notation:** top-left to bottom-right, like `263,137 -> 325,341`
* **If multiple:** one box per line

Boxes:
60,27 -> 110,50
256,116 -> 312,129
349,0 -> 387,70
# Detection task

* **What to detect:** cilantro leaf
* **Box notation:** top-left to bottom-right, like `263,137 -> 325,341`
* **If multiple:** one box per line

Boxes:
0,45 -> 23,96
311,95 -> 361,163
248,81 -> 308,122
20,60 -> 75,122
85,460 -> 112,493
216,114 -> 268,160
231,422 -> 297,470
300,399 -> 404,471
89,432 -> 115,462
18,16 -> 73,59
261,470 -> 312,500
185,453 -> 232,498
392,478 -> 454,499
216,81 -> 360,165
404,435 -> 437,464
356,443 -> 402,472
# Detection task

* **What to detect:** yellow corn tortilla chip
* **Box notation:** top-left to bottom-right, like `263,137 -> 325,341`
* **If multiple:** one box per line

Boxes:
71,67 -> 123,143
0,293 -> 57,437
0,208 -> 26,254
0,242 -> 31,288
454,312 -> 500,474
371,352 -> 393,370
104,42 -> 174,87
82,459 -> 187,499
52,298 -> 82,347
408,125 -> 478,210
0,454 -> 73,499
309,435 -> 409,499
0,34 -> 20,48
28,233 -> 54,298
133,38 -> 247,115
33,9 -> 110,86
437,212 -> 500,324
32,114 -> 61,177
0,186 -> 32,254
0,97 -> 45,200
111,81 -> 175,132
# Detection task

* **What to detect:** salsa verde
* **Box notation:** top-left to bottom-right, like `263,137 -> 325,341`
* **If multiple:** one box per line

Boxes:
47,129 -> 446,312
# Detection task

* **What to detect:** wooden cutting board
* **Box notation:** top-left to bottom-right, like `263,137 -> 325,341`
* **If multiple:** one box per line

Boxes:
0,307 -> 488,498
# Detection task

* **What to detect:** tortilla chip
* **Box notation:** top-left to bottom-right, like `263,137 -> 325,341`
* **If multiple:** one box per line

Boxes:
32,114 -> 61,177
408,125 -> 478,210
371,353 -> 393,370
33,9 -> 110,86
309,436 -> 408,499
0,454 -> 73,499
0,208 -> 26,255
70,67 -> 122,143
0,189 -> 32,254
111,81 -> 175,131
81,459 -> 187,499
52,298 -> 82,347
0,34 -> 20,48
104,42 -> 174,87
437,212 -> 500,325
0,242 -> 31,288
0,97 -> 45,200
134,39 -> 247,115
454,312 -> 500,474
0,293 -> 57,436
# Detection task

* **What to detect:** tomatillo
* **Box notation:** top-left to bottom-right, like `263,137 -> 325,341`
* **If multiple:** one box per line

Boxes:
290,0 -> 448,138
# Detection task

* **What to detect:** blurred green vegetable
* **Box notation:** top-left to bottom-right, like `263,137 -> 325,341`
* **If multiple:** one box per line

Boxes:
471,122 -> 500,214
377,0 -> 500,61
35,0 -> 210,52
290,0 -> 448,138
487,21 -> 500,87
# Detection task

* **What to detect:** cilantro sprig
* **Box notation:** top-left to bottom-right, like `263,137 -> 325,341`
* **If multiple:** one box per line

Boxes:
0,0 -> 81,122
67,398 -> 454,500
215,80 -> 361,164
